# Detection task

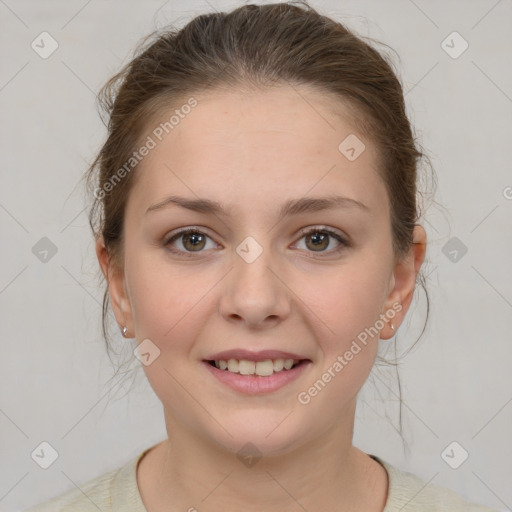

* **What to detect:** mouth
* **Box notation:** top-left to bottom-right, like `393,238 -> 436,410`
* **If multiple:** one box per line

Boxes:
202,358 -> 312,394
205,358 -> 308,376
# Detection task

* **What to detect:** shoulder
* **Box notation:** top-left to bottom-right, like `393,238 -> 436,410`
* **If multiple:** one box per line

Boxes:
23,466 -> 120,511
23,449 -> 150,512
371,455 -> 501,512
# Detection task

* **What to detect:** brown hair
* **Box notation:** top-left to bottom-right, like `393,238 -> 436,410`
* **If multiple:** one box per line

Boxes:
85,1 -> 437,438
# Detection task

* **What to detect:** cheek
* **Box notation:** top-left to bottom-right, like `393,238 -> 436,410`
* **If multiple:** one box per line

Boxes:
126,263 -> 210,408
298,258 -> 389,401
305,260 -> 390,343
125,255 -> 207,347
295,271 -> 384,417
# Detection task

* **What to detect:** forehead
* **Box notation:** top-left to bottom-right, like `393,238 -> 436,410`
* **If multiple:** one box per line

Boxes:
129,84 -> 387,220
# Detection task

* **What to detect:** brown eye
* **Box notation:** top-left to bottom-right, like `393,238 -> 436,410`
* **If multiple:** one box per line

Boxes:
181,231 -> 206,251
295,227 -> 348,256
304,231 -> 330,251
164,228 -> 215,257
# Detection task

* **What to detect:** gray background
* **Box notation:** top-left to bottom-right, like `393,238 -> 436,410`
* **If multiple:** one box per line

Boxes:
1,0 -> 511,510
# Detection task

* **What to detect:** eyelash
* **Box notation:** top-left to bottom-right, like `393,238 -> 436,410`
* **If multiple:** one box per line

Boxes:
163,226 -> 349,259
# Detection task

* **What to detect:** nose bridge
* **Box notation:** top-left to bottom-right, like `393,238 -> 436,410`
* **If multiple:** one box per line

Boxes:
219,233 -> 290,325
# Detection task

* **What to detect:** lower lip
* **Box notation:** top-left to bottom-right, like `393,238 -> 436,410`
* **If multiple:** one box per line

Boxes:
202,360 -> 311,394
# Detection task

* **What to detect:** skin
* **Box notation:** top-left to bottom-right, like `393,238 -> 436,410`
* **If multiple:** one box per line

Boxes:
96,83 -> 426,512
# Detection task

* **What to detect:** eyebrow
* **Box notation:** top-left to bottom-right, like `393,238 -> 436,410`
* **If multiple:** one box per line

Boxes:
145,194 -> 370,220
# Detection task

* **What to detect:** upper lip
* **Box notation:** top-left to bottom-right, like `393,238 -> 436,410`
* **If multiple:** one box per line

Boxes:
205,349 -> 310,362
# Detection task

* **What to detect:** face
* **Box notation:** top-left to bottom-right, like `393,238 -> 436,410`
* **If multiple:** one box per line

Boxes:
98,84 -> 424,457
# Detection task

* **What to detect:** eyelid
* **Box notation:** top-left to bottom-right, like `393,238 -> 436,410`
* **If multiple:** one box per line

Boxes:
295,225 -> 347,243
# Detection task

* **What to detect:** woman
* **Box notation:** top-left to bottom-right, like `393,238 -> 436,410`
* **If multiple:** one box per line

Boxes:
26,1 -> 500,510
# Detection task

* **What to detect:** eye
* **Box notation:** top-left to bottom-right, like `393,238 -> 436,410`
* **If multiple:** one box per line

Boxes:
164,228 -> 217,257
293,226 -> 348,257
163,226 -> 349,258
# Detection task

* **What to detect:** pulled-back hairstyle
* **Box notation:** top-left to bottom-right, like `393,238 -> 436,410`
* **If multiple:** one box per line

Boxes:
85,0 -> 436,439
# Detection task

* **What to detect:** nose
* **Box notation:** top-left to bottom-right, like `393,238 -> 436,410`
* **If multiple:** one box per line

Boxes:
218,241 -> 291,329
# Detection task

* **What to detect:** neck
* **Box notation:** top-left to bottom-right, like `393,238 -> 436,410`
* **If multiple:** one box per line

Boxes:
137,403 -> 388,512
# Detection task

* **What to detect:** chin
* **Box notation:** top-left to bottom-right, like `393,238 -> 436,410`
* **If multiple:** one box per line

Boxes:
200,413 -> 312,459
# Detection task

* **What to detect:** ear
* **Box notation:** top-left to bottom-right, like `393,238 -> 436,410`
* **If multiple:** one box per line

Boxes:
95,236 -> 133,337
380,225 -> 427,340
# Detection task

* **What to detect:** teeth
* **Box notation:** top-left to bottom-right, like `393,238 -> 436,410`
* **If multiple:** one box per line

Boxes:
213,358 -> 300,376
255,360 -> 274,377
273,359 -> 284,371
227,359 -> 239,372
239,360 -> 255,375
283,359 -> 294,370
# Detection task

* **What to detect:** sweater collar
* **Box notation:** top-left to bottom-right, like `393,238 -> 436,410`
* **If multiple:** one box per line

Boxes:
111,448 -> 394,512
